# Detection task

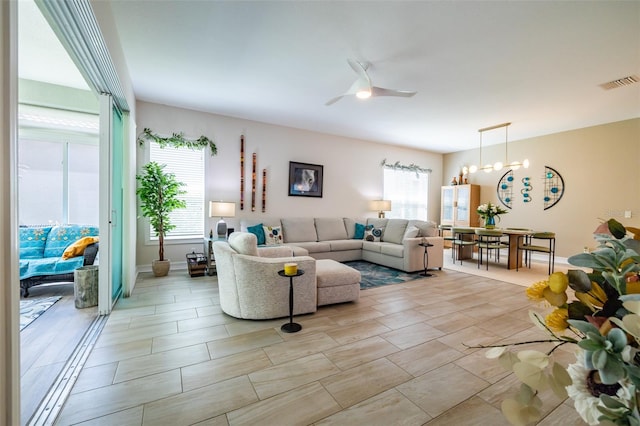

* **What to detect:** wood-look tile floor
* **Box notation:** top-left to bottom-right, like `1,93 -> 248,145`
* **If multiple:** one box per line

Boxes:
54,262 -> 587,426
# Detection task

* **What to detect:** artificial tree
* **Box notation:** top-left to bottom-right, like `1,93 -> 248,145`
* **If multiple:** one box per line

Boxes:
135,161 -> 186,276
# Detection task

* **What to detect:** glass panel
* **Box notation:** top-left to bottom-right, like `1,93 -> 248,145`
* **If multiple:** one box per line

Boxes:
68,143 -> 99,225
441,187 -> 454,222
18,139 -> 63,225
456,186 -> 469,223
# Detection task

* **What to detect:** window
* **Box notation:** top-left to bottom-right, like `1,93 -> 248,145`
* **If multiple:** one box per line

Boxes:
383,168 -> 429,220
148,142 -> 204,239
18,106 -> 100,226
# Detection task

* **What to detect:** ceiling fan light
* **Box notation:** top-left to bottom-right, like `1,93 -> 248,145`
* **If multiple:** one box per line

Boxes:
356,89 -> 371,99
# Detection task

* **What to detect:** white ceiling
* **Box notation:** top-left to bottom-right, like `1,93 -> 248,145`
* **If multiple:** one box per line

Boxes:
20,1 -> 640,153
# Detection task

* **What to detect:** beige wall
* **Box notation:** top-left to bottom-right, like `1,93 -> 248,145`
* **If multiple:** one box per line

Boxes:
443,118 -> 640,258
135,101 -> 444,267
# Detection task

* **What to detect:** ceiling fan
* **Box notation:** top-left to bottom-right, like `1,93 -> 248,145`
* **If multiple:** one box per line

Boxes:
325,59 -> 417,106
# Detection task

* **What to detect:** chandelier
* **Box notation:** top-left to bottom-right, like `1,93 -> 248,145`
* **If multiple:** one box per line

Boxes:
467,122 -> 529,174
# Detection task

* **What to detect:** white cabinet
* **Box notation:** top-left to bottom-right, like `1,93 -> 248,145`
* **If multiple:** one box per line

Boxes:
440,184 -> 480,227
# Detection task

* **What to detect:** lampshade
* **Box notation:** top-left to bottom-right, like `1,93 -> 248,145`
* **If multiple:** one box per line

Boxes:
209,201 -> 236,239
209,201 -> 236,218
370,200 -> 391,218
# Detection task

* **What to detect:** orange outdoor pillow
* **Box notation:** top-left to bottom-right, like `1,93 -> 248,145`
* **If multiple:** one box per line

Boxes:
62,236 -> 99,260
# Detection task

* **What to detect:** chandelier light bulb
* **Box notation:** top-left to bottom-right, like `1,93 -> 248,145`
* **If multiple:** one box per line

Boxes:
469,165 -> 478,174
510,161 -> 521,170
484,164 -> 493,173
493,161 -> 503,171
523,159 -> 530,168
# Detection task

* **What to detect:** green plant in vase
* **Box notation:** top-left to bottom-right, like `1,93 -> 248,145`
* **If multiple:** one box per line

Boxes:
136,162 -> 186,277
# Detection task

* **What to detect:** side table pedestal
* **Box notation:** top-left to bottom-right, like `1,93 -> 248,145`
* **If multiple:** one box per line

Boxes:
278,270 -> 305,333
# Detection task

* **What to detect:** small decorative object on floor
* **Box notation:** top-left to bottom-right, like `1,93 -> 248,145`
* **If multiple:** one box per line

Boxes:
74,265 -> 99,308
186,252 -> 207,277
476,202 -> 508,229
470,218 -> 640,426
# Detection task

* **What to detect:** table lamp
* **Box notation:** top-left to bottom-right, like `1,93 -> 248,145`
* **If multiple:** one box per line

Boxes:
369,200 -> 391,218
209,201 -> 236,239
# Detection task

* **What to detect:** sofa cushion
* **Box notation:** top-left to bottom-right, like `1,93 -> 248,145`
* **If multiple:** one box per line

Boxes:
20,256 -> 85,280
353,222 -> 367,239
404,225 -> 420,239
19,226 -> 52,259
263,225 -> 284,245
281,218 -> 317,243
62,236 -> 99,260
316,259 -> 361,288
362,241 -> 383,253
364,227 -> 383,242
43,225 -> 99,258
315,218 -> 348,241
381,243 -> 404,258
344,218 -> 367,239
287,241 -> 331,254
366,218 -> 388,230
408,220 -> 438,237
328,240 -> 363,251
228,232 -> 259,256
382,219 -> 408,244
246,223 -> 266,245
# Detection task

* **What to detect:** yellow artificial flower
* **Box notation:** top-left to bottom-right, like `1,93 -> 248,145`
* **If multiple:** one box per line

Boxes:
575,282 -> 607,309
545,308 -> 569,332
526,280 -> 549,302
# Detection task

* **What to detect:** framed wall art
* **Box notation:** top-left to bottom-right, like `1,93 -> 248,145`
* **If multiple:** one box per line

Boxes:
288,161 -> 323,197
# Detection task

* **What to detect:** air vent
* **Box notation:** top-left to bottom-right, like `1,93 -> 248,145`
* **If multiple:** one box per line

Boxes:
599,75 -> 639,90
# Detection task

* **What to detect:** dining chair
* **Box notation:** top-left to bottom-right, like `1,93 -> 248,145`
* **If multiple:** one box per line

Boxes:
475,229 -> 509,270
451,227 -> 477,265
438,224 -> 456,259
517,231 -> 556,274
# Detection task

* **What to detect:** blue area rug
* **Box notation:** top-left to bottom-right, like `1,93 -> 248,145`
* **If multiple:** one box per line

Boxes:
20,296 -> 61,331
344,261 -> 425,290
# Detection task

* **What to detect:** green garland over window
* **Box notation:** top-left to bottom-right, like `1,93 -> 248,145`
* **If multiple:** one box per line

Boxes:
381,159 -> 432,176
137,128 -> 217,157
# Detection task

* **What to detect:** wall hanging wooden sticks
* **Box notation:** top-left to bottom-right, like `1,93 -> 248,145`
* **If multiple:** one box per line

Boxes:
240,135 -> 245,211
262,169 -> 267,212
251,153 -> 257,212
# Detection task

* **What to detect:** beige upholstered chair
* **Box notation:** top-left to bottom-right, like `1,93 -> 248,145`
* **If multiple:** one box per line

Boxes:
213,232 -> 317,319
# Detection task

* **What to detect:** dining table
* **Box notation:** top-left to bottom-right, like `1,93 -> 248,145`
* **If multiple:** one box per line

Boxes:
455,227 -> 533,269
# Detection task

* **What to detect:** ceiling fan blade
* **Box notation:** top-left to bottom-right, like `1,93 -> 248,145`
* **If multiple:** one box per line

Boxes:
371,87 -> 417,98
325,95 -> 346,106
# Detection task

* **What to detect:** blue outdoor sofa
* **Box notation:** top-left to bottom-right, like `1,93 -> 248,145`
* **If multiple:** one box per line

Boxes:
19,225 -> 99,297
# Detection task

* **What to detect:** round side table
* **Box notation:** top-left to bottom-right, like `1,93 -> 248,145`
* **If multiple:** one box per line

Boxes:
418,242 -> 434,277
277,269 -> 305,333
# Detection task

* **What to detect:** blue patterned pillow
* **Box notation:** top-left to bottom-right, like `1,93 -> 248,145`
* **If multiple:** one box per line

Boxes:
43,225 -> 99,258
19,227 -> 52,259
247,223 -> 266,245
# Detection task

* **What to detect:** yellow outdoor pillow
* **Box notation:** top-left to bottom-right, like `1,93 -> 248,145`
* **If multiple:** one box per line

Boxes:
62,236 -> 99,260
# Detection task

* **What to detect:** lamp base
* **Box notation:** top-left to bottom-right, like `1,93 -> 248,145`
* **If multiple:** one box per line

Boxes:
378,211 -> 385,218
216,219 -> 227,239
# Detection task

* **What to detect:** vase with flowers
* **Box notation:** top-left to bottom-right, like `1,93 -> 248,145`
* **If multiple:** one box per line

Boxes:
477,202 -> 508,229
473,218 -> 640,425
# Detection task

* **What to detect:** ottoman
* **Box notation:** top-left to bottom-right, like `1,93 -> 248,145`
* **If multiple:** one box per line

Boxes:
315,259 -> 361,306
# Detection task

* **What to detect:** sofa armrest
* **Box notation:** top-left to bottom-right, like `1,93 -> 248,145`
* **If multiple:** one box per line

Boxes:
83,242 -> 99,265
402,236 -> 444,270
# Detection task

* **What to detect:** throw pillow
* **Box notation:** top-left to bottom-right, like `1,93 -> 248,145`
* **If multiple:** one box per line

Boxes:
263,225 -> 284,245
247,223 -> 266,245
353,222 -> 367,239
363,227 -> 383,242
403,225 -> 420,239
62,236 -> 99,260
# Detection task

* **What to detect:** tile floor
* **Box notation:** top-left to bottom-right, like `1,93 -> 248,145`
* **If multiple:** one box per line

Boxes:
54,260 -> 588,425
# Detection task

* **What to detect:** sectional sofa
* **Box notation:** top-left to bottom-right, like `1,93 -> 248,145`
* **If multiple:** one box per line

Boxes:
240,217 -> 444,273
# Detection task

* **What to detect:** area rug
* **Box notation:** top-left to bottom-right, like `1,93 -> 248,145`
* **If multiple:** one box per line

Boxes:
344,261 -> 426,289
20,296 -> 62,331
